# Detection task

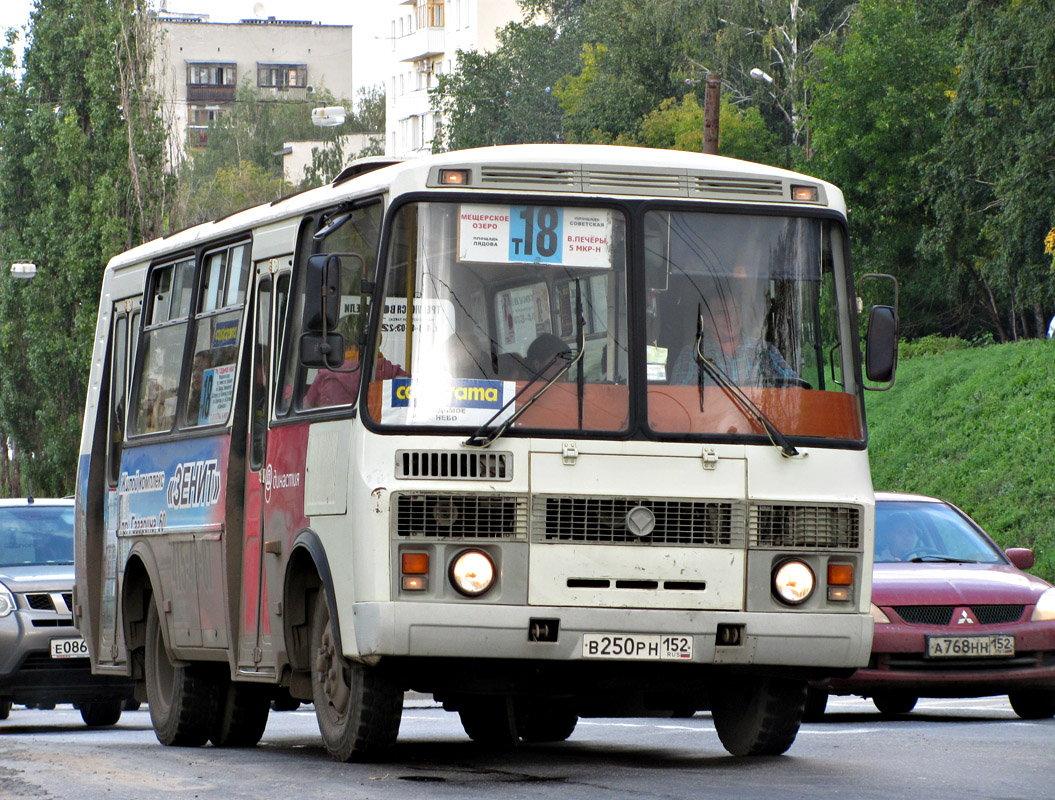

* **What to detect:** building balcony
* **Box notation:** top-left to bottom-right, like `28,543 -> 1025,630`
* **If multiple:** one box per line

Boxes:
186,84 -> 236,103
396,27 -> 445,63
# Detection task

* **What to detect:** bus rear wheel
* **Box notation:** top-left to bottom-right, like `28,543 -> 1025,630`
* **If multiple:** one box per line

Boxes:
311,597 -> 403,761
211,681 -> 271,747
517,703 -> 578,743
458,698 -> 519,747
710,675 -> 806,756
144,596 -> 221,746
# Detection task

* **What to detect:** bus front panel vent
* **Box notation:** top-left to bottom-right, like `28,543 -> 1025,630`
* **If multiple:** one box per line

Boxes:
396,450 -> 512,481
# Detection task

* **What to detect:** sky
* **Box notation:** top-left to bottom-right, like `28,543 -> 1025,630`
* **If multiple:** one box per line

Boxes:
1,1 -> 383,92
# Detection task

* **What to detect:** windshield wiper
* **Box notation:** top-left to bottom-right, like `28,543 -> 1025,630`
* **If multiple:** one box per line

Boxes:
693,311 -> 799,458
909,555 -> 980,563
463,324 -> 586,449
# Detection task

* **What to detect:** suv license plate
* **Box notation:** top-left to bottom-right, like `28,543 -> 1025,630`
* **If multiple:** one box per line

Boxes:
50,637 -> 89,659
926,634 -> 1014,658
582,633 -> 693,661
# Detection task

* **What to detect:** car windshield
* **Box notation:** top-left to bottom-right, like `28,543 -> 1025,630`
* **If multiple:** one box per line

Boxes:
0,505 -> 75,566
874,500 -> 1006,564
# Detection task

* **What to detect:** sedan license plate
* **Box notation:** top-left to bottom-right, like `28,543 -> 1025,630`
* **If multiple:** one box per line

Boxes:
50,637 -> 89,659
926,634 -> 1014,658
582,633 -> 693,661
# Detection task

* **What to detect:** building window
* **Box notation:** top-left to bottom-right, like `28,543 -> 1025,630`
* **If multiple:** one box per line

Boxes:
257,63 -> 307,89
416,0 -> 443,28
188,105 -> 223,126
187,63 -> 236,86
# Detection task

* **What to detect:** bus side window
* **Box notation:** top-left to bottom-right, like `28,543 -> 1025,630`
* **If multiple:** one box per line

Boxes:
183,244 -> 250,428
281,201 -> 382,413
131,258 -> 194,435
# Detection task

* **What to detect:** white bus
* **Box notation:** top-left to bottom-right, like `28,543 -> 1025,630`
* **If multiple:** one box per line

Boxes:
74,144 -> 897,759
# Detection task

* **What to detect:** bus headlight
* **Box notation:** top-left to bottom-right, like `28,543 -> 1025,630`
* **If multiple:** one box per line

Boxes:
772,560 -> 815,605
449,550 -> 496,597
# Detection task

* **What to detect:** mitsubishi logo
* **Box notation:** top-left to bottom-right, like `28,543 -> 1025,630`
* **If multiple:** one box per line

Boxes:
956,608 -> 976,625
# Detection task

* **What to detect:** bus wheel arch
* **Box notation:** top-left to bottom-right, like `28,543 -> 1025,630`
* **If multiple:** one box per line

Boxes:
282,532 -> 330,679
121,552 -> 159,678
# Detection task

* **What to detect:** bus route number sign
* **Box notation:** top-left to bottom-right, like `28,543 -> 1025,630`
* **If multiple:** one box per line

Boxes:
459,204 -> 613,269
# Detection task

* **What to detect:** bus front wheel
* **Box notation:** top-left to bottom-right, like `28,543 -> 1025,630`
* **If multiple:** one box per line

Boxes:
710,675 -> 806,756
310,597 -> 403,761
144,596 -> 221,746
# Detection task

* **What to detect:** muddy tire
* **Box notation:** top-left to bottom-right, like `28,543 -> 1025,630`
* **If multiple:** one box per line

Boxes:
144,596 -> 221,746
710,676 -> 807,756
211,681 -> 271,747
80,699 -> 123,727
311,596 -> 403,761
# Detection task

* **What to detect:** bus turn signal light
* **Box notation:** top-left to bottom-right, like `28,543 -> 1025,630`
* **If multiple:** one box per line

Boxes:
402,553 -> 429,574
827,564 -> 853,585
439,168 -> 470,186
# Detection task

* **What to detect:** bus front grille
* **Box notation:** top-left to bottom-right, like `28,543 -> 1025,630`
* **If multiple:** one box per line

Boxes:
749,503 -> 861,549
531,496 -> 746,546
393,492 -> 529,539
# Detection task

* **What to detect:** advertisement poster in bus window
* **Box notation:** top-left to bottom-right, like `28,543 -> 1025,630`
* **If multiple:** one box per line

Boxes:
198,363 -> 236,426
458,204 -> 613,269
381,377 -> 515,427
496,283 -> 552,354
370,297 -> 456,371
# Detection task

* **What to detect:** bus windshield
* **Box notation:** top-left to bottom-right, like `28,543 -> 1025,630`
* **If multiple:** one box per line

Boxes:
364,200 -> 862,443
644,209 -> 863,442
366,201 -> 631,434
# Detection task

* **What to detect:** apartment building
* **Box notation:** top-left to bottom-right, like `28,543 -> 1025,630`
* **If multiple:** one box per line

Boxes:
381,0 -> 521,158
154,11 -> 355,163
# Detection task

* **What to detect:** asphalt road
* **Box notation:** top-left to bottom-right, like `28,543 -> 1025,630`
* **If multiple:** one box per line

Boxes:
1,695 -> 1050,800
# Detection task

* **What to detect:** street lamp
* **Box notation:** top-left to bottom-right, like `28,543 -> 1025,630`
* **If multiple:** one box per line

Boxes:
10,263 -> 37,279
749,68 -> 774,86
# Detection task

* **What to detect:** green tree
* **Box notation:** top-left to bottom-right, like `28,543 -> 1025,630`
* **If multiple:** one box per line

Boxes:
925,0 -> 1055,341
0,0 -> 167,497
619,93 -> 778,163
808,0 -> 964,339
432,20 -> 575,150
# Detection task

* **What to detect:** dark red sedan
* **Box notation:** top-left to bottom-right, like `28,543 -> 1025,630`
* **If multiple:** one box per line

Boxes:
807,492 -> 1055,719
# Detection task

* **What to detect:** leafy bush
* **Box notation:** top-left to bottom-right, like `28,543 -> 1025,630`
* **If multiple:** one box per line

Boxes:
866,340 -> 1055,582
898,335 -> 973,360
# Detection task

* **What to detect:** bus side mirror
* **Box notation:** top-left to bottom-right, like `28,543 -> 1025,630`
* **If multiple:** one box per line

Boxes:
303,254 -> 341,332
300,332 -> 345,369
865,304 -> 898,386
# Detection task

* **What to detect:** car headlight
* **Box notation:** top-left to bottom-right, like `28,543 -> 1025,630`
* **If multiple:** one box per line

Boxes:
449,550 -> 496,597
1031,588 -> 1055,622
772,560 -> 815,605
870,603 -> 892,623
0,582 -> 15,618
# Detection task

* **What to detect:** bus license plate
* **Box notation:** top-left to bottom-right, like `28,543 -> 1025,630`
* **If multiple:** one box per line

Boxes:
926,634 -> 1014,658
582,633 -> 693,661
50,637 -> 89,659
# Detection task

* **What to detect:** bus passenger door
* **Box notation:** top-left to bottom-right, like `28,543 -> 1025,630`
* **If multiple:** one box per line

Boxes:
237,262 -> 284,675
100,298 -> 140,667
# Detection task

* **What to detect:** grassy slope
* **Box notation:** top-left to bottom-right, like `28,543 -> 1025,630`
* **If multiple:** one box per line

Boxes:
865,340 -> 1055,583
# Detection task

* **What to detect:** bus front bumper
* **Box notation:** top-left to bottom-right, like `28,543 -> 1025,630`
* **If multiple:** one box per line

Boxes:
348,602 -> 873,670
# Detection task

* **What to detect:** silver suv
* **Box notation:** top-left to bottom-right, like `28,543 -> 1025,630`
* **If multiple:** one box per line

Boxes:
0,498 -> 134,726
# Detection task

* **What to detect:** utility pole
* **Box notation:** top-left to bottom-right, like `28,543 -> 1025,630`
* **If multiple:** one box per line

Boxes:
702,74 -> 721,155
